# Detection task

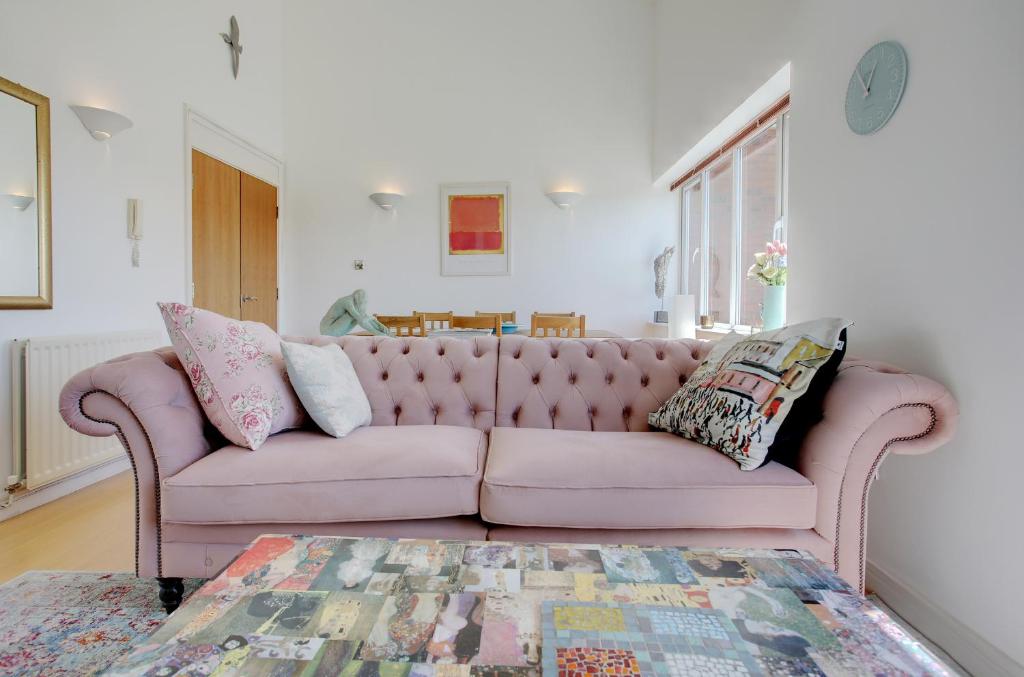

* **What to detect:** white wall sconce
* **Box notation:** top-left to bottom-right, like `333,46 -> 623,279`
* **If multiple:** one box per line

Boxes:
546,191 -> 582,210
3,194 -> 34,211
70,105 -> 133,141
369,192 -> 403,211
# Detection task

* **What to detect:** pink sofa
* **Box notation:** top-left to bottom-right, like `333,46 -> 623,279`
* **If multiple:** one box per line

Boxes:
60,334 -> 957,596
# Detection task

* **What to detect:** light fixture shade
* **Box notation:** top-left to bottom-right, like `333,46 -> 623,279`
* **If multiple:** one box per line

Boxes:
369,192 -> 403,210
546,191 -> 582,209
70,105 -> 133,141
3,194 -> 34,211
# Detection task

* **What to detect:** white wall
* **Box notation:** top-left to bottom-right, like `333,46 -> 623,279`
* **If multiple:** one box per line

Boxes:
788,0 -> 1024,670
0,90 -> 39,295
0,0 -> 285,502
651,0 -> 798,181
281,0 -> 674,338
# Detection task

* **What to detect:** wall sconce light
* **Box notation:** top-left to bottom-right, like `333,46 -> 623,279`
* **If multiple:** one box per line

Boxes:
546,191 -> 582,210
2,194 -> 34,211
70,105 -> 133,141
369,192 -> 403,211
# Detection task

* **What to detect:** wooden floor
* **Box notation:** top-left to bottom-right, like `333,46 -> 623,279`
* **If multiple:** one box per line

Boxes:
0,471 -> 135,584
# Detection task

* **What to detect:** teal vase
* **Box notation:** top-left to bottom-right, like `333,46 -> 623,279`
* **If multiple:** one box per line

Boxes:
761,285 -> 786,330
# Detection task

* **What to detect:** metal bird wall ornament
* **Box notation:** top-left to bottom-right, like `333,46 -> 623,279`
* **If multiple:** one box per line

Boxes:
220,16 -> 243,79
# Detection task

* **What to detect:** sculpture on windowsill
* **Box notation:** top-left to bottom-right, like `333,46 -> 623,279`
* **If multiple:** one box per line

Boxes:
653,245 -> 675,322
320,289 -> 389,336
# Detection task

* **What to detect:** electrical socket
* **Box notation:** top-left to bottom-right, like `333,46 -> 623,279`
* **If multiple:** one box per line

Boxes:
353,260 -> 365,271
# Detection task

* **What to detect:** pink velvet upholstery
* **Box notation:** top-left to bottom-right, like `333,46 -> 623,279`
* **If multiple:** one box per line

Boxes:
60,336 -> 958,590
286,335 -> 498,431
496,336 -> 712,430
163,426 -> 485,524
482,428 -> 816,529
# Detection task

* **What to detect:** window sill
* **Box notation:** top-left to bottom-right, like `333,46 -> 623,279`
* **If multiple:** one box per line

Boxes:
646,322 -> 764,341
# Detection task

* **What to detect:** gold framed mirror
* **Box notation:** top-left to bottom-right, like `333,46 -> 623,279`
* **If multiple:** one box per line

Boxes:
0,75 -> 51,309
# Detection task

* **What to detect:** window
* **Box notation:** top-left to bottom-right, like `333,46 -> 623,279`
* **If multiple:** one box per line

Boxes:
678,102 -> 789,329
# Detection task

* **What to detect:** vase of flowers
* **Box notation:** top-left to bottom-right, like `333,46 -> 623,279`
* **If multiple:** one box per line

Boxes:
747,240 -> 787,330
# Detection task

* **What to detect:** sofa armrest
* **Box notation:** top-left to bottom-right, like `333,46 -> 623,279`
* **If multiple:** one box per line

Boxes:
59,348 -> 213,577
798,358 -> 959,589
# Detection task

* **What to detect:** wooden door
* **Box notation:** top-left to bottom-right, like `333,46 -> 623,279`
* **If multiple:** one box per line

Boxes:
191,150 -> 279,329
240,173 -> 278,328
191,150 -> 241,319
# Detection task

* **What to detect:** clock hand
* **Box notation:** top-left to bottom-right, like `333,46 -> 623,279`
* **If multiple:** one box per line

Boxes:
854,67 -> 869,97
864,61 -> 878,95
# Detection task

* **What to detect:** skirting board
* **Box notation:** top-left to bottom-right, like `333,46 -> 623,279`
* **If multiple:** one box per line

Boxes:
867,560 -> 1023,677
0,456 -> 130,522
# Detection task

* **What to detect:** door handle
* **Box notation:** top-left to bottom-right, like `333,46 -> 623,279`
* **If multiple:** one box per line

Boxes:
241,295 -> 259,302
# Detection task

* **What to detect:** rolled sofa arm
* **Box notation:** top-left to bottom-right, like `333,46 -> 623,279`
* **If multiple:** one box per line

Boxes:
59,348 -> 213,577
798,357 -> 959,589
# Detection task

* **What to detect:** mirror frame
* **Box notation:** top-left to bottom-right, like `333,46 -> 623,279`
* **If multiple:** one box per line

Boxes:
0,75 -> 52,309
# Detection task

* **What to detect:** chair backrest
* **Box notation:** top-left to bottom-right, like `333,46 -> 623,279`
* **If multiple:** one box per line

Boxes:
452,314 -> 502,336
376,314 -> 427,336
414,311 -> 454,330
531,314 -> 585,338
532,311 -> 575,317
476,310 -> 516,324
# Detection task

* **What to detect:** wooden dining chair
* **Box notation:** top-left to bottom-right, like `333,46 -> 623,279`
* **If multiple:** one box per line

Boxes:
531,314 -> 586,338
375,314 -> 427,336
452,315 -> 502,336
475,310 -> 516,324
413,311 -> 454,331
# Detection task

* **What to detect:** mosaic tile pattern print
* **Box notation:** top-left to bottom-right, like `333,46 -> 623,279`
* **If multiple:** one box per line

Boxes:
101,538 -> 954,676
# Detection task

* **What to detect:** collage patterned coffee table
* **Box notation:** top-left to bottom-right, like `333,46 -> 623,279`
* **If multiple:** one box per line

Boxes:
104,535 -> 952,676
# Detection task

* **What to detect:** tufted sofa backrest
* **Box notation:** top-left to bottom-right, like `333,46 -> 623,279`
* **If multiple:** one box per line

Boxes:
496,335 -> 711,431
287,335 -> 499,432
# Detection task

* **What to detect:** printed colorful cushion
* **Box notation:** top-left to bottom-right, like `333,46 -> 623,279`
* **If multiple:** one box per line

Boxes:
648,317 -> 850,471
158,302 -> 304,450
281,340 -> 371,438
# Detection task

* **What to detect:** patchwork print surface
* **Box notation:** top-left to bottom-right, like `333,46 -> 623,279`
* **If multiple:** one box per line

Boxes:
102,537 -> 953,676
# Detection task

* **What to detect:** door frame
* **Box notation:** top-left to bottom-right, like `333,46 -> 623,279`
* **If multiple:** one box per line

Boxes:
183,105 -> 285,321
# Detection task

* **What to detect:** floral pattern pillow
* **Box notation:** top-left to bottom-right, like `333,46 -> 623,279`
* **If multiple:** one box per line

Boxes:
158,302 -> 304,450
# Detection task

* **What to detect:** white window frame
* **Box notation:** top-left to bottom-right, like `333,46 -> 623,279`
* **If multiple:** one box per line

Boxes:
679,112 -> 789,330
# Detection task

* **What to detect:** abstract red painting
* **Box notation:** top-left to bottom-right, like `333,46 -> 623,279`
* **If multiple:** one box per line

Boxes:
448,194 -> 505,255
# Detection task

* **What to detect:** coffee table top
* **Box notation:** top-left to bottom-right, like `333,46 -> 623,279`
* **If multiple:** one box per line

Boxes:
106,535 -> 951,675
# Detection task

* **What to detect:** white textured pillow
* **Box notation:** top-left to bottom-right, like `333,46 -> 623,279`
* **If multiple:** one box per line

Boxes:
280,341 -> 371,438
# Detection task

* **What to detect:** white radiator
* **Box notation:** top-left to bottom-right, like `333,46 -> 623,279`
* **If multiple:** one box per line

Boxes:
10,330 -> 164,491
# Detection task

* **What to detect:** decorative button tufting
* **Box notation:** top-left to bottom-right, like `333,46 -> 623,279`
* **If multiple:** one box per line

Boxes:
587,349 -> 594,358
512,408 -> 520,421
640,375 -> 649,387
657,351 -> 665,360
417,373 -> 425,382
371,346 -> 378,354
439,347 -> 446,356
402,345 -> 411,355
605,374 -> 614,384
394,405 -> 402,415
454,373 -> 461,383
549,406 -> 557,418
568,374 -> 576,384
551,350 -> 559,359
623,406 -> 632,417
513,351 -> 521,359
679,375 -> 686,385
382,372 -> 389,381
532,375 -> 540,384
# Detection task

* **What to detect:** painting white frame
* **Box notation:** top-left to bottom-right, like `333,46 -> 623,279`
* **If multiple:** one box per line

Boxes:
440,181 -> 511,276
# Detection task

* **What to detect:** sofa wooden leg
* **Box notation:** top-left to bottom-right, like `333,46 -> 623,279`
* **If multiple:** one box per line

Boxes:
157,577 -> 184,614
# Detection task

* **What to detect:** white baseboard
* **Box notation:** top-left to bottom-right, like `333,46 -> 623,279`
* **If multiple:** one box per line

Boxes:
0,457 -> 131,522
867,560 -> 1023,677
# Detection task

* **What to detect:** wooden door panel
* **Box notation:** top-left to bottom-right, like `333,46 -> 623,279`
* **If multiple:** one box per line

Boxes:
192,150 -> 241,318
240,173 -> 278,329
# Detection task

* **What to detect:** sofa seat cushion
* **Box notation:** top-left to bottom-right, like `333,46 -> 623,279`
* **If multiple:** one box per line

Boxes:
481,428 -> 816,529
163,426 -> 485,524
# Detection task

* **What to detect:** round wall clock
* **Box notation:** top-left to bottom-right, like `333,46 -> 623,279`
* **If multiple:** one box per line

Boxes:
845,40 -> 908,135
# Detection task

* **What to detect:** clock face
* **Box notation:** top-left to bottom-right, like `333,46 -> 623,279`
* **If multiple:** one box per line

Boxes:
845,41 -> 908,135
